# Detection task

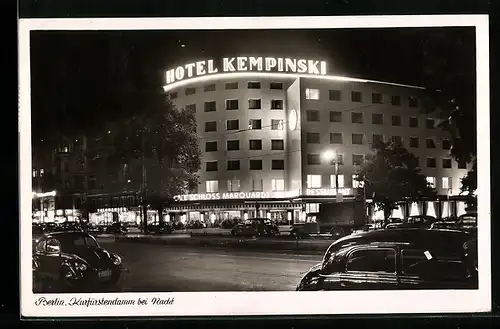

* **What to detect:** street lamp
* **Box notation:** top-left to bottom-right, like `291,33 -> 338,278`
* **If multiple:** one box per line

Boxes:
322,150 -> 339,197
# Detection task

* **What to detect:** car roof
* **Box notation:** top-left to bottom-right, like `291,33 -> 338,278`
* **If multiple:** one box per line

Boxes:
44,231 -> 92,238
326,228 -> 472,254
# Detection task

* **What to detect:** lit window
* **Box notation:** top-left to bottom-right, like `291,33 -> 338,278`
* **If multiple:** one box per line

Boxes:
306,203 -> 320,213
307,174 -> 322,188
206,180 -> 218,193
40,169 -> 44,176
330,174 -> 345,188
227,180 -> 241,192
32,169 -> 36,178
271,179 -> 285,192
352,174 -> 364,188
305,88 -> 320,100
442,177 -> 451,189
426,177 -> 436,188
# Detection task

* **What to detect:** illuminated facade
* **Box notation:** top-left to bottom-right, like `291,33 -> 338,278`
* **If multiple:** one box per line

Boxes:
164,60 -> 472,224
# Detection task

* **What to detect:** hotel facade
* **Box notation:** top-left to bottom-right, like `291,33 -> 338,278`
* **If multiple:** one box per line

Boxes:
162,56 -> 472,226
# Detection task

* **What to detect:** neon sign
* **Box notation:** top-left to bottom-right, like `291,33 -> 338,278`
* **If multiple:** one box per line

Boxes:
165,57 -> 327,85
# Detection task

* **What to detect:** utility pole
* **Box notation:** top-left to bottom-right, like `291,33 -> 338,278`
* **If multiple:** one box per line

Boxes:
141,132 -> 148,234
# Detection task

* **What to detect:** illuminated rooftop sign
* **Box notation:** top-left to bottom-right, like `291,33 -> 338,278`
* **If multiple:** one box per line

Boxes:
165,57 -> 327,85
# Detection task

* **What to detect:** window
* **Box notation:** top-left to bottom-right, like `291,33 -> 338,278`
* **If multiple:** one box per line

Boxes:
169,91 -> 178,99
409,137 -> 419,148
372,93 -> 383,104
305,88 -> 320,100
409,116 -> 419,128
248,81 -> 261,89
186,104 -> 196,113
401,249 -> 465,280
372,134 -> 384,145
457,160 -> 467,169
392,115 -> 402,126
226,99 -> 239,110
205,141 -> 217,152
442,177 -> 451,189
391,95 -> 401,106
204,84 -> 216,92
329,90 -> 341,101
442,158 -> 452,169
352,154 -> 365,166
351,112 -> 363,124
307,174 -> 322,188
330,133 -> 343,144
249,139 -> 262,150
249,159 -> 263,170
307,154 -> 321,165
185,87 -> 196,96
306,132 -> 320,143
352,174 -> 365,188
249,119 -> 262,130
32,169 -> 37,178
271,119 -> 284,130
352,133 -> 364,145
330,111 -> 342,122
372,113 -> 383,125
248,99 -> 261,109
227,140 -> 240,151
271,139 -> 284,150
391,136 -> 403,146
206,180 -> 218,193
272,160 -> 285,170
346,249 -> 396,273
442,139 -> 452,150
426,118 -> 435,129
426,138 -> 436,148
227,180 -> 240,192
271,99 -> 284,110
252,179 -> 263,191
307,110 -> 320,121
270,82 -> 283,90
426,158 -> 437,168
204,101 -> 217,112
206,161 -> 218,172
409,96 -> 419,108
225,82 -> 238,90
330,174 -> 345,188
351,91 -> 362,102
227,160 -> 240,171
271,179 -> 285,191
226,119 -> 239,131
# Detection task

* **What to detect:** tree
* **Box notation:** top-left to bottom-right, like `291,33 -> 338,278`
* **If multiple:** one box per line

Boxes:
108,89 -> 201,232
356,141 -> 437,224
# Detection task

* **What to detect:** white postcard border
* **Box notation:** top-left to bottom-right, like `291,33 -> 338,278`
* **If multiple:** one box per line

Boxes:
19,15 -> 491,317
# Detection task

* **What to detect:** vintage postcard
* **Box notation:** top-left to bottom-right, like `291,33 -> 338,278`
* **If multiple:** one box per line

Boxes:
19,15 -> 490,317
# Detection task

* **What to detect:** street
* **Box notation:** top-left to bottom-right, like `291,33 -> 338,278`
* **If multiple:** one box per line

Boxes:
103,240 -> 320,292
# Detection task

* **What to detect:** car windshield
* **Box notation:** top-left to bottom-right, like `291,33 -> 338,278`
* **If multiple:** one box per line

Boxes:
58,234 -> 99,251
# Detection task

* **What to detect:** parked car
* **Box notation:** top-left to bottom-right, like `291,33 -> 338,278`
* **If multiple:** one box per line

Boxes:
231,218 -> 280,237
296,228 -> 477,291
455,213 -> 477,235
147,222 -> 174,235
33,231 -> 123,292
41,222 -> 58,233
105,222 -> 128,235
430,221 -> 457,230
385,215 -> 436,229
57,221 -> 83,232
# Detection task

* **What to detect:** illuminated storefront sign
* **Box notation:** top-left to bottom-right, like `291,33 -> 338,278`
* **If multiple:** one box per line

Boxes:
165,57 -> 328,85
174,191 -> 299,202
305,188 -> 353,196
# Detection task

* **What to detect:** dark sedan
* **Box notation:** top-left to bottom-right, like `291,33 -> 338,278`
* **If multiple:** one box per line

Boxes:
297,228 -> 477,291
105,222 -> 128,235
148,222 -> 174,235
33,231 -> 123,292
230,218 -> 280,237
385,215 -> 436,229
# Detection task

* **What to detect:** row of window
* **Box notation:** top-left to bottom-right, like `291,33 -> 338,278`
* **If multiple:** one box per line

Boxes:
186,99 -> 284,112
309,132 -> 452,150
205,159 -> 285,171
170,81 -> 284,99
205,139 -> 284,152
305,88 -> 419,108
305,153 -> 465,169
204,119 -> 285,132
312,111 -> 435,128
205,179 -> 283,193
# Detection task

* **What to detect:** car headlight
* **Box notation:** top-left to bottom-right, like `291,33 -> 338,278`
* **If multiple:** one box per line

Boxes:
74,260 -> 88,272
112,254 -> 122,266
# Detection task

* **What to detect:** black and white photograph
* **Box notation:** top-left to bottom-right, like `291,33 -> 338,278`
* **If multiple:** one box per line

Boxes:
19,16 -> 490,316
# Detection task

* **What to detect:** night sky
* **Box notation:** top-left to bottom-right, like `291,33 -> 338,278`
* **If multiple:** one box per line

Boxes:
29,27 -> 475,142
